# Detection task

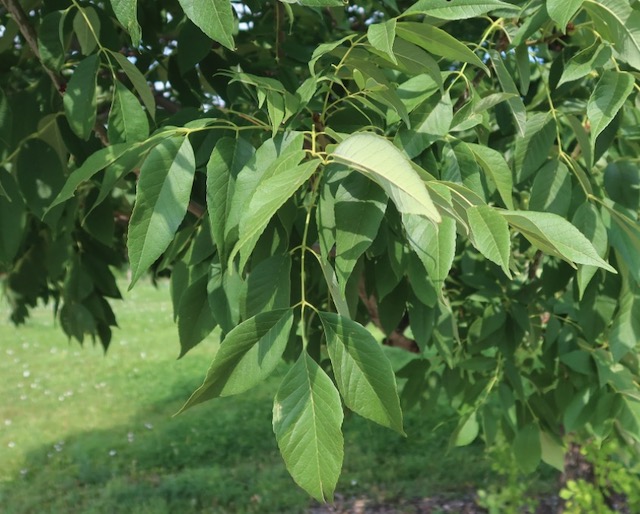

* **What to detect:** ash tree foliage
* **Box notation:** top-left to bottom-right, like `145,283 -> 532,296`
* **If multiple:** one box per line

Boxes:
1,0 -> 640,500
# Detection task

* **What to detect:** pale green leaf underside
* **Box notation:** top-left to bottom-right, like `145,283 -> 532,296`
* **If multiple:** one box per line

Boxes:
273,352 -> 344,502
503,210 -> 616,272
180,309 -> 294,410
548,0 -> 585,29
319,312 -> 404,434
407,0 -> 515,18
63,54 -> 99,140
332,133 -> 441,222
128,137 -> 196,287
467,205 -> 512,277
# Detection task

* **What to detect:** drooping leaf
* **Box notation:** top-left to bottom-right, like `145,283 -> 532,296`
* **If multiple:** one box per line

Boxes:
108,81 -> 149,144
63,54 -> 100,140
587,70 -> 635,142
488,50 -> 526,136
467,205 -> 511,277
206,137 -> 255,260
128,137 -> 196,287
332,133 -> 440,222
273,352 -> 344,502
38,11 -> 65,71
529,160 -> 572,216
110,0 -> 142,46
513,112 -> 556,183
367,19 -> 397,64
16,139 -> 65,222
513,423 -> 542,473
334,173 -> 387,292
0,172 -> 27,264
403,213 -> 456,292
319,312 -> 404,434
609,282 -> 640,362
503,210 -> 617,272
548,0 -> 585,29
177,0 -> 235,50
230,158 -> 320,266
466,143 -> 514,209
396,22 -> 489,73
177,274 -> 217,356
109,51 -> 156,119
241,254 -> 291,319
73,6 -> 101,55
572,203 -> 608,298
180,309 -> 294,410
407,0 -> 515,18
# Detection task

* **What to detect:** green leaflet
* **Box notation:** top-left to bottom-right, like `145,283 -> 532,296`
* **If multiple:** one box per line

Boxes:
288,0 -> 343,6
319,312 -> 404,434
177,273 -> 217,357
488,50 -> 526,137
367,19 -> 397,64
128,137 -> 196,287
63,54 -> 100,140
332,133 -> 440,222
225,133 -> 304,252
334,173 -> 388,293
547,0 -> 584,29
180,309 -> 294,410
407,0 -> 515,18
604,160 -> 640,211
513,112 -> 556,183
558,42 -> 612,86
584,0 -> 640,71
529,160 -> 572,216
240,254 -> 291,319
395,22 -> 489,74
452,411 -> 479,446
572,203 -> 607,299
108,81 -> 150,144
0,172 -> 27,265
206,137 -> 255,260
38,11 -> 65,71
230,158 -> 321,267
16,139 -> 65,223
467,205 -> 511,277
273,352 -> 344,502
402,213 -> 456,293
513,424 -> 541,473
466,143 -> 515,209
609,282 -> 640,362
502,210 -> 617,272
110,0 -> 142,46
587,70 -> 635,142
73,6 -> 100,55
177,0 -> 235,50
109,51 -> 156,119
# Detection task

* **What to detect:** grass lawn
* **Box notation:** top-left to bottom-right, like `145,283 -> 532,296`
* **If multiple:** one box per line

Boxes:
0,279 -> 549,513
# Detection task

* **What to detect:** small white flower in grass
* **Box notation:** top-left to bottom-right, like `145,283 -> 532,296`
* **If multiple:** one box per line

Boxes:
6,349 -> 14,355
4,419 -> 11,426
127,432 -> 135,443
19,394 -> 27,401
8,441 -> 16,448
20,469 -> 28,476
109,450 -> 117,457
23,370 -> 30,378
144,422 -> 153,430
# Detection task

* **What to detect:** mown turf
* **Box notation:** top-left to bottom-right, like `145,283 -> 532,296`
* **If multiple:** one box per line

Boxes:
1,280 -> 529,513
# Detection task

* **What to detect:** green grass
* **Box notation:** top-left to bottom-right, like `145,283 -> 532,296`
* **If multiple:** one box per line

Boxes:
0,280 -> 540,513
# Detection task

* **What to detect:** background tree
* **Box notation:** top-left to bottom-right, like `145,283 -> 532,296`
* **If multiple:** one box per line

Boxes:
1,0 -> 640,502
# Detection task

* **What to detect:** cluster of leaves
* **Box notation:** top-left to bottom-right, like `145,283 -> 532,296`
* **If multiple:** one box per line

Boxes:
2,0 -> 640,501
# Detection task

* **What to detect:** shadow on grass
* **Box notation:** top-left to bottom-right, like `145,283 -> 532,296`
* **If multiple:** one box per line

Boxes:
0,369 -> 493,514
